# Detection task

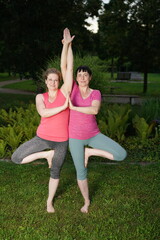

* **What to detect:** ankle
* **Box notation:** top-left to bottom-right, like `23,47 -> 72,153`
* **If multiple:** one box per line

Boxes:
47,198 -> 52,205
85,199 -> 90,206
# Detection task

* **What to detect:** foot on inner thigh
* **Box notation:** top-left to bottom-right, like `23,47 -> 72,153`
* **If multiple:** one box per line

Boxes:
46,150 -> 54,168
47,201 -> 55,213
85,148 -> 91,167
81,200 -> 90,213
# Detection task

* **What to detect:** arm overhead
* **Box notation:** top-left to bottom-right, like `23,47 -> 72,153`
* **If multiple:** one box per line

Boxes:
60,28 -> 74,97
60,28 -> 74,83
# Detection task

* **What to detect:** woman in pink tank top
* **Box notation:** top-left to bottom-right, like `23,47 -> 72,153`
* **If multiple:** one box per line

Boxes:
11,28 -> 75,213
68,65 -> 127,214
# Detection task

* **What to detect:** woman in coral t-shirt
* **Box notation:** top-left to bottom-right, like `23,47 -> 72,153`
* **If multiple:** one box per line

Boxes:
11,28 -> 74,213
68,65 -> 127,213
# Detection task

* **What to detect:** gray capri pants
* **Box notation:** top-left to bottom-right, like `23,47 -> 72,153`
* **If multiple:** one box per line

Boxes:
11,136 -> 68,179
69,133 -> 127,180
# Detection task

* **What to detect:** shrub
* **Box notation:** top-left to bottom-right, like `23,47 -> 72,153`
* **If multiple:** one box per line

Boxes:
123,136 -> 160,162
0,104 -> 40,157
0,140 -> 6,158
38,55 -> 109,93
136,98 -> 160,123
132,115 -> 156,143
98,104 -> 131,141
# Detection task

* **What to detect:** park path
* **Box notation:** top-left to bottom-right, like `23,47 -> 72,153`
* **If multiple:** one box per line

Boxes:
0,79 -> 35,95
0,79 -> 142,104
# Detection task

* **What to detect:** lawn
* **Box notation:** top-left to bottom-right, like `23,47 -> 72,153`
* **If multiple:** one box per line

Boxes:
0,158 -> 160,240
2,79 -> 37,92
1,73 -> 160,97
105,73 -> 160,96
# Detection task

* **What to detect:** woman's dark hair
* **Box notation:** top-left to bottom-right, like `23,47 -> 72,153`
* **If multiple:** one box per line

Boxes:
75,65 -> 92,76
43,68 -> 62,82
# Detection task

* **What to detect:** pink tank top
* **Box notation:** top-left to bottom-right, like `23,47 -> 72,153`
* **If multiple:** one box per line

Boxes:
69,82 -> 101,140
37,90 -> 69,141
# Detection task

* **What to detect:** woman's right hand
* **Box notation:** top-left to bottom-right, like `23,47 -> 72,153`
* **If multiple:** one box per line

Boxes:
63,94 -> 69,110
62,28 -> 75,45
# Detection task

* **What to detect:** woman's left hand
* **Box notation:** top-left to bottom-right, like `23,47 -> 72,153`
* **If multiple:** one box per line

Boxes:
62,28 -> 75,45
69,97 -> 74,110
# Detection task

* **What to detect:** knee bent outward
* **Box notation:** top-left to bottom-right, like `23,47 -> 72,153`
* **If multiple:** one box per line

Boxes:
113,148 -> 127,161
11,151 -> 23,164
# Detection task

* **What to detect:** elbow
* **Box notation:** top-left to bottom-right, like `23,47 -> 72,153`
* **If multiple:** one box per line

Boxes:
61,65 -> 66,71
39,111 -> 48,118
94,108 -> 99,115
41,113 -> 49,118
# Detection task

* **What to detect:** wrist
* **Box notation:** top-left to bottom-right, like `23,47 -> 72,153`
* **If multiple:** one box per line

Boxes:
62,105 -> 66,111
72,106 -> 77,111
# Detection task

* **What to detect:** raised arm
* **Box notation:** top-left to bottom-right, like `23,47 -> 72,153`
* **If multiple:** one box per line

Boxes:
60,28 -> 74,97
61,43 -> 74,95
60,28 -> 74,81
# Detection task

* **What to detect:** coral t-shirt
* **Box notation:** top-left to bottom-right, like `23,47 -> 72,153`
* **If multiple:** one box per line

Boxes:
37,90 -> 69,142
69,82 -> 101,140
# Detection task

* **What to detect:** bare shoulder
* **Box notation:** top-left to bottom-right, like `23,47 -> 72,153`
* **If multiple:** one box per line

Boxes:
36,93 -> 44,102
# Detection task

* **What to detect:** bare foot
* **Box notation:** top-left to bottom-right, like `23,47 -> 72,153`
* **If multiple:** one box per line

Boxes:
46,150 -> 54,168
47,202 -> 55,213
80,201 -> 90,213
84,148 -> 91,167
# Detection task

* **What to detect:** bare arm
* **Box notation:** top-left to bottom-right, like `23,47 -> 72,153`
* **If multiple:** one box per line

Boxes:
60,42 -> 69,81
69,98 -> 101,115
36,94 -> 69,118
60,28 -> 74,82
61,43 -> 73,96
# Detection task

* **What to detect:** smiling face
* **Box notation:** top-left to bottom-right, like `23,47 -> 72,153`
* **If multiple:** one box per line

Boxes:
76,70 -> 92,87
45,73 -> 59,91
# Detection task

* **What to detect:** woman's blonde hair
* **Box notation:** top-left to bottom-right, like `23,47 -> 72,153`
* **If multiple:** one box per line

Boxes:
43,68 -> 62,82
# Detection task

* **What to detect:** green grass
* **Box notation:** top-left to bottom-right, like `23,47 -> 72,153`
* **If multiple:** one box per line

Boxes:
0,158 -> 160,240
1,73 -> 159,97
2,79 -> 37,92
0,73 -> 19,82
105,73 -> 160,97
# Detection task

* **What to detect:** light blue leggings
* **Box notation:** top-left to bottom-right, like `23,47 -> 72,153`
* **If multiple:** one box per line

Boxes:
69,133 -> 127,180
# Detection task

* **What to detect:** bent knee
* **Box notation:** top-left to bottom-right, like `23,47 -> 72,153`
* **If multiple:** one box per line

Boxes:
11,152 -> 22,164
114,149 -> 127,161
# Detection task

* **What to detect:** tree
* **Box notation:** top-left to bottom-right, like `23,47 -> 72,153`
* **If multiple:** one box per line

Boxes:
126,0 -> 160,93
98,0 -> 130,77
98,0 -> 160,93
0,0 -> 102,79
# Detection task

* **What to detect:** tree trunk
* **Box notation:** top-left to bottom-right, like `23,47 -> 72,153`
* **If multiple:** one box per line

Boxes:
143,69 -> 148,93
110,57 -> 114,79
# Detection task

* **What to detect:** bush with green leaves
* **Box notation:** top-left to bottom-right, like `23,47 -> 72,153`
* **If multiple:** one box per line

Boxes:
132,114 -> 156,143
98,104 -> 131,142
123,136 -> 160,162
38,55 -> 108,93
136,97 -> 160,123
0,104 -> 40,158
0,140 -> 6,158
155,124 -> 160,140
